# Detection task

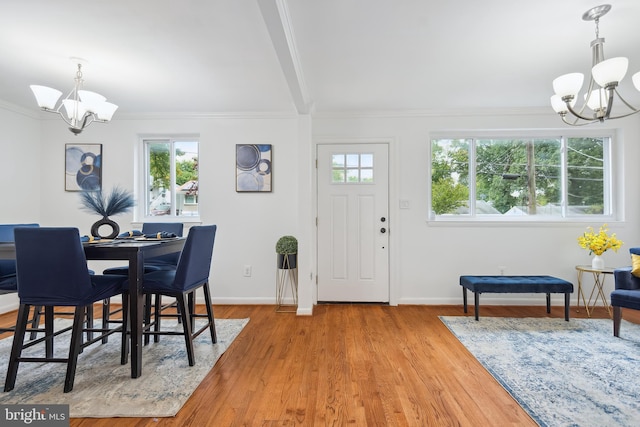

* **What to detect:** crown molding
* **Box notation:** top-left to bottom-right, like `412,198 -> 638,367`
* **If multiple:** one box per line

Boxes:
311,106 -> 555,119
0,99 -> 41,119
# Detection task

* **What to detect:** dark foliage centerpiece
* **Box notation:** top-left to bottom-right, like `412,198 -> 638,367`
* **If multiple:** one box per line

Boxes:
79,186 -> 135,239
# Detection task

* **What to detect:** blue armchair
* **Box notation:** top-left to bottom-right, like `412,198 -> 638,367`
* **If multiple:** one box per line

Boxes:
611,247 -> 640,337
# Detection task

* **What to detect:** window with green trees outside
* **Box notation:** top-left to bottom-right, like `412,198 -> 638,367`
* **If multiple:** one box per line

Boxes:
430,135 -> 612,220
144,137 -> 199,218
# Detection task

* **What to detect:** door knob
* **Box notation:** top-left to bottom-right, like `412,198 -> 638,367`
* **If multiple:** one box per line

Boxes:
380,228 -> 386,233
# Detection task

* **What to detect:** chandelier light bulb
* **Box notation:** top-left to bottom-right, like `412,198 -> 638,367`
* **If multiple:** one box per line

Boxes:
30,85 -> 63,110
592,57 -> 628,88
584,88 -> 609,112
633,71 -> 640,92
550,94 -> 575,113
77,90 -> 106,113
553,73 -> 584,99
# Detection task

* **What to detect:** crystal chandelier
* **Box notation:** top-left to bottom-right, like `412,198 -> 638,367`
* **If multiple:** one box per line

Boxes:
550,4 -> 640,126
30,59 -> 118,135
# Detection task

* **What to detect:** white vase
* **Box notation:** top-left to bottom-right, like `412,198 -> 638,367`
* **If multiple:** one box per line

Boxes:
591,254 -> 605,270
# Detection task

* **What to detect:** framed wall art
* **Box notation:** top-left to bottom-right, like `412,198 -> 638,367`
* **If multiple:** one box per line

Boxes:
65,143 -> 102,191
236,144 -> 272,192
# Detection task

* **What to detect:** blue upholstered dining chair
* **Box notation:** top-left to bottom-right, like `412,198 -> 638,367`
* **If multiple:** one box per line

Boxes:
4,227 -> 127,393
102,222 -> 184,341
122,225 -> 217,366
0,224 -> 40,336
102,222 -> 184,275
0,224 -> 39,293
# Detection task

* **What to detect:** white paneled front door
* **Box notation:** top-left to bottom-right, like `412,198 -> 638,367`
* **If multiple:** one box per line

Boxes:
317,143 -> 389,302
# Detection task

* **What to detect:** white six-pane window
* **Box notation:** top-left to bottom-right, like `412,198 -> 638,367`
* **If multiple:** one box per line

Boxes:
331,153 -> 374,183
143,137 -> 199,218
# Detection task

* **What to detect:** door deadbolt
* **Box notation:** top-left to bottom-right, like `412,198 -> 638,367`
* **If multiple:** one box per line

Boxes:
380,217 -> 386,222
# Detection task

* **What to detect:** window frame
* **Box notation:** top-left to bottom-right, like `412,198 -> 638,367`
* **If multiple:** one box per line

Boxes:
428,130 -> 618,223
136,135 -> 201,223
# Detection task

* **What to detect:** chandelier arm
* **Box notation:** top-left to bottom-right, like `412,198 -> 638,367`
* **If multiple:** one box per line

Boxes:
81,114 -> 98,129
611,88 -> 640,113
602,108 -> 640,120
565,102 -> 598,122
603,87 -> 615,119
561,114 -> 598,126
56,111 -> 75,129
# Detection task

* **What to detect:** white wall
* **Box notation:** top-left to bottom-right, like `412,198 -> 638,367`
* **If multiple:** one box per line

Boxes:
0,105 -> 41,222
312,110 -> 640,307
1,106 -> 639,315
0,105 -> 41,313
0,111 -> 308,312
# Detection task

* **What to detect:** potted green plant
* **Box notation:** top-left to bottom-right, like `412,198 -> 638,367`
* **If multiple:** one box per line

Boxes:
276,235 -> 297,269
79,186 -> 135,239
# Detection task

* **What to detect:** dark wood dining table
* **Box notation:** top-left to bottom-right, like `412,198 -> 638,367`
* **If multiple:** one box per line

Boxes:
0,237 -> 186,379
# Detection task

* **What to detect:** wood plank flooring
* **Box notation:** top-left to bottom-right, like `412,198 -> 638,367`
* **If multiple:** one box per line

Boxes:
0,303 -> 635,426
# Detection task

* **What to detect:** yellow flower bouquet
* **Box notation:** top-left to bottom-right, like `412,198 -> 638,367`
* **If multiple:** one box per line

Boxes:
578,224 -> 623,256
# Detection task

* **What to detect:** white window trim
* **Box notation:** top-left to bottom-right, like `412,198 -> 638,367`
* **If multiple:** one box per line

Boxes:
134,134 -> 201,224
428,129 -> 621,225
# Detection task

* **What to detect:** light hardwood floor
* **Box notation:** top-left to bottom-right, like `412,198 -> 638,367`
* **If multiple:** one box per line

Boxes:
0,303 -> 635,426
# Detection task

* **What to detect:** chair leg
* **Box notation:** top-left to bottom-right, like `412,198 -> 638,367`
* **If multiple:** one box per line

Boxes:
613,306 -> 622,337
44,306 -> 54,358
4,304 -> 32,392
203,283 -> 217,343
85,304 -> 94,342
177,294 -> 195,366
144,294 -> 153,345
64,307 -> 87,393
120,293 -> 130,365
188,292 -> 196,331
29,305 -> 43,340
153,294 -> 162,343
101,299 -> 110,344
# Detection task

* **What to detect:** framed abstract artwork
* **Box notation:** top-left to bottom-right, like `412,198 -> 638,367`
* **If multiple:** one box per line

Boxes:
65,143 -> 102,191
236,144 -> 272,192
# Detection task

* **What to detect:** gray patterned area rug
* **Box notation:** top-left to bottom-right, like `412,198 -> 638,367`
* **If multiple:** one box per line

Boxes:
0,318 -> 249,418
440,316 -> 640,427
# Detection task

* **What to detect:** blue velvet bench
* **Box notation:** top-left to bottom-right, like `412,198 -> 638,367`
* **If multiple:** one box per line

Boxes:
459,275 -> 574,321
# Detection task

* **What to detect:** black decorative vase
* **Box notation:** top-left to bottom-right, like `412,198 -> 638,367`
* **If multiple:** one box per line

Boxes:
91,216 -> 120,239
277,253 -> 297,269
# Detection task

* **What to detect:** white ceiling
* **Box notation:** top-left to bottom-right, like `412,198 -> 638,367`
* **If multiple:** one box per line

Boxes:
2,0 -> 640,116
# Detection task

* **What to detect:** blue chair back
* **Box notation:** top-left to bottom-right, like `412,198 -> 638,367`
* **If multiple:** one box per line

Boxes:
0,223 -> 39,243
173,225 -> 217,291
0,223 -> 39,279
141,222 -> 184,237
14,227 -> 94,306
142,222 -> 184,266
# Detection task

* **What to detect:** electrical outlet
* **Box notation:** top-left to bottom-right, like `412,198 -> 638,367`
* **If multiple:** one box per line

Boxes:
243,265 -> 252,277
